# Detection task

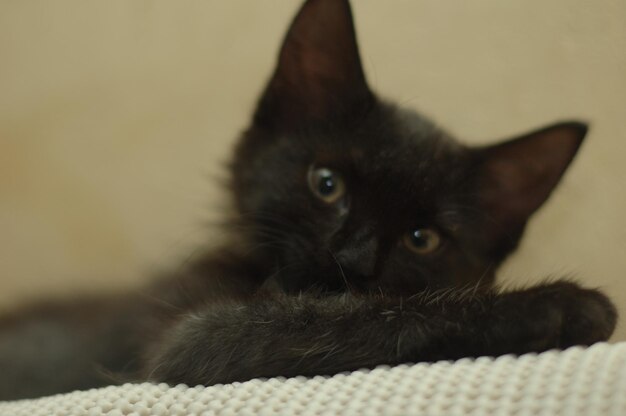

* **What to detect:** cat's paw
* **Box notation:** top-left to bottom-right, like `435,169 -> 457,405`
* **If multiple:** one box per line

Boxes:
553,282 -> 617,346
492,281 -> 617,354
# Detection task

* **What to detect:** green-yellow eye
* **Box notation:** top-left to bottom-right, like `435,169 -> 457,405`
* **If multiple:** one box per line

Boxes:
404,228 -> 441,254
308,167 -> 346,204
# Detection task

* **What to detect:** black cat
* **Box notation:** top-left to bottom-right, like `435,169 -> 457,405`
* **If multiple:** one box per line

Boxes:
0,0 -> 616,400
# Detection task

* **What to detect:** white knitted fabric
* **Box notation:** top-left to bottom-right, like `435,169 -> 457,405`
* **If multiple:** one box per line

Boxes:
1,342 -> 625,416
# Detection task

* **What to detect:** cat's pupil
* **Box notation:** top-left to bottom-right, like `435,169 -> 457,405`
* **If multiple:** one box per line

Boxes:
318,174 -> 336,196
410,230 -> 428,247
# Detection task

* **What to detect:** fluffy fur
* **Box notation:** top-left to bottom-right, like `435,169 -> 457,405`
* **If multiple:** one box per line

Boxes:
0,0 -> 616,400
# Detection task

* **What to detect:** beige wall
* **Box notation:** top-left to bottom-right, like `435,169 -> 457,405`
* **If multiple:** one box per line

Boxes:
1,1 -> 625,340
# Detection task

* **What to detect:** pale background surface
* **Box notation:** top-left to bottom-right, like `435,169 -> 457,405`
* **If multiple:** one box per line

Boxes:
1,1 -> 624,340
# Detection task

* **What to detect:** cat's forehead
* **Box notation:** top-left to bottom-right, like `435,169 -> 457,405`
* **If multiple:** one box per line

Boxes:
310,106 -> 466,177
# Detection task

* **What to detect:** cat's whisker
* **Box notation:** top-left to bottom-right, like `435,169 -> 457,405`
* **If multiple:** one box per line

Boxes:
327,249 -> 353,293
262,258 -> 311,292
137,292 -> 183,312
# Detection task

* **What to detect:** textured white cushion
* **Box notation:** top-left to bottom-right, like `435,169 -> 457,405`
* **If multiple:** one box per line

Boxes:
1,342 -> 625,416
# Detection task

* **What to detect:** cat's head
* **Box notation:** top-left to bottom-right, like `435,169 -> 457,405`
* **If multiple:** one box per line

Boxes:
231,0 -> 586,295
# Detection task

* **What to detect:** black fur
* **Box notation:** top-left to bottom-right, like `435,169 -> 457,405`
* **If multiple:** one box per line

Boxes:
0,0 -> 616,400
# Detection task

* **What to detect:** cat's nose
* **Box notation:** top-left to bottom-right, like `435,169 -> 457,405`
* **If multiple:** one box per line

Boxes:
334,232 -> 378,278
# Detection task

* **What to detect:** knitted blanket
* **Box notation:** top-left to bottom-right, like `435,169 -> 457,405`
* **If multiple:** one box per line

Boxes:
1,342 -> 625,416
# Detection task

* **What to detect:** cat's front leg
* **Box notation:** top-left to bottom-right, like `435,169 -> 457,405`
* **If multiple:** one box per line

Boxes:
141,281 -> 616,386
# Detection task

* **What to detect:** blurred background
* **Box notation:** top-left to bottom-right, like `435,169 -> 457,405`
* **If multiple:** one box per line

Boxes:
1,1 -> 624,340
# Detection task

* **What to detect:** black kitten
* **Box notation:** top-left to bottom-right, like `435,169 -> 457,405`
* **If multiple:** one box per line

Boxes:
0,0 -> 616,400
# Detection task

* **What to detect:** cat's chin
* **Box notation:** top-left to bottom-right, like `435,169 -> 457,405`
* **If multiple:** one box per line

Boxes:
264,266 -> 427,297
269,265 -> 354,295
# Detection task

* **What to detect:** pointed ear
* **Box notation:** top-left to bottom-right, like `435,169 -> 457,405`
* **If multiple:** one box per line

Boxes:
254,0 -> 373,130
475,121 -> 587,250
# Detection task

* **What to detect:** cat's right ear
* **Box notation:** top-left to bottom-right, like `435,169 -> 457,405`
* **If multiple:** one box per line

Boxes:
254,0 -> 373,131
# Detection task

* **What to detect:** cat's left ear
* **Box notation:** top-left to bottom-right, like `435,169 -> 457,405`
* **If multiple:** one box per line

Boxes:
254,0 -> 373,131
474,121 -> 587,253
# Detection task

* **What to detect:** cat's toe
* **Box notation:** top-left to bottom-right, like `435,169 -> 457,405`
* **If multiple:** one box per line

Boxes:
559,285 -> 617,346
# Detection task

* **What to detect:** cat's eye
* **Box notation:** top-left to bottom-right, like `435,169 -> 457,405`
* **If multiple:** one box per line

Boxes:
308,167 -> 346,204
404,228 -> 441,255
